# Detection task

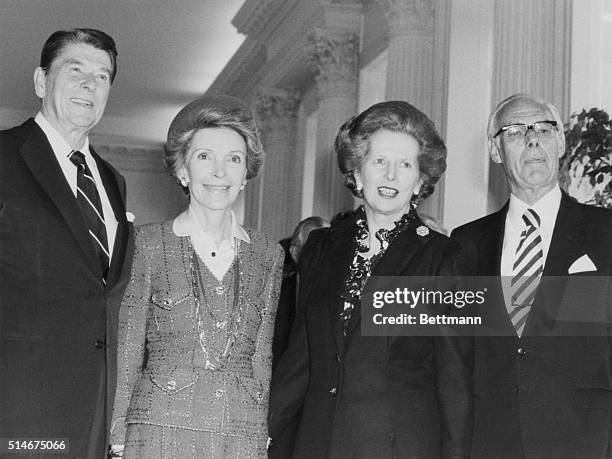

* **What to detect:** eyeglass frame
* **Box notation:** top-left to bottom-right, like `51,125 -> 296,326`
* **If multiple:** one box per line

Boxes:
493,120 -> 558,139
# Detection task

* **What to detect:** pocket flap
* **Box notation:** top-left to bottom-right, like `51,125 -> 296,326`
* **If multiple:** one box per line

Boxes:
150,289 -> 191,310
236,375 -> 266,404
150,371 -> 198,395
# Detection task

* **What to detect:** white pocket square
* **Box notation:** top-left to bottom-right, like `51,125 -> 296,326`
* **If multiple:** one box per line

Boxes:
126,211 -> 135,223
568,254 -> 597,274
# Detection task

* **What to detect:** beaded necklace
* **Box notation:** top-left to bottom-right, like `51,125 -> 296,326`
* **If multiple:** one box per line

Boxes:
339,205 -> 416,335
189,240 -> 243,370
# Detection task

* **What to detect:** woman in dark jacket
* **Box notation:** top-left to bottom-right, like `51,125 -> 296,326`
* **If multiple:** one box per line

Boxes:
268,101 -> 472,458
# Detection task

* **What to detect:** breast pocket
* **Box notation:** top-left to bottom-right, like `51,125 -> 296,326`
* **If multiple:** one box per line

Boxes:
150,289 -> 193,333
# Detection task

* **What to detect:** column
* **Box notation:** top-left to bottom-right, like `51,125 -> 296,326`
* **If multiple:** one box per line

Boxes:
381,0 -> 435,112
378,0 -> 446,226
443,0 -> 494,231
488,0 -> 571,211
251,86 -> 301,240
307,28 -> 360,220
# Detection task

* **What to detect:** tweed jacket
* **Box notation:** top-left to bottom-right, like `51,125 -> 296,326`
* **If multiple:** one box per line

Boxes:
111,220 -> 283,443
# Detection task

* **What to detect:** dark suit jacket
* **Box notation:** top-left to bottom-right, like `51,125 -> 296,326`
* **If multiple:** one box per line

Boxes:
269,215 -> 473,458
452,191 -> 612,458
0,119 -> 134,458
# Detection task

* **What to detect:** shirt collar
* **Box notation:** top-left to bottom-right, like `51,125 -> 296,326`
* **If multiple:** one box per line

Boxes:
172,204 -> 250,244
35,112 -> 90,158
507,185 -> 561,232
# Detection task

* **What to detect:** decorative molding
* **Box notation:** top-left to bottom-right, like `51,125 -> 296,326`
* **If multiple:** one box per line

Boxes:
307,29 -> 360,97
254,86 -> 301,137
378,0 -> 434,35
233,0 -> 284,35
205,41 -> 267,98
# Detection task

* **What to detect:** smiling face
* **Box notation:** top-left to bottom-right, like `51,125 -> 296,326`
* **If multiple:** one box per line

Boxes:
357,129 -> 422,222
34,42 -> 112,142
179,127 -> 247,213
490,97 -> 564,204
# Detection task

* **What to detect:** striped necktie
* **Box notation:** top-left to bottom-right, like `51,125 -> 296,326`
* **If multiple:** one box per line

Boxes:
69,150 -> 110,280
509,208 -> 544,336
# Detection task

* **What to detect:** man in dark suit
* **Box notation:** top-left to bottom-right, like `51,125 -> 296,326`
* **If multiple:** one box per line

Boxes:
0,29 -> 133,458
452,94 -> 612,458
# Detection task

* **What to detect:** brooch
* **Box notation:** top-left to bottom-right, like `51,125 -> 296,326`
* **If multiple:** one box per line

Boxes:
416,225 -> 429,237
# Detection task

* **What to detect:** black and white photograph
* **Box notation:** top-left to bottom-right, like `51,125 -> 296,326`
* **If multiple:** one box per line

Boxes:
1,1 -> 611,458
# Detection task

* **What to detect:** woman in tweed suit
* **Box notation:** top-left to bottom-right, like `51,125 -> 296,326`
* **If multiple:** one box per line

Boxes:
110,95 -> 283,458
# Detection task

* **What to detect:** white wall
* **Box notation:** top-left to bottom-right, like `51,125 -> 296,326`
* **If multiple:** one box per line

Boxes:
570,0 -> 612,113
443,0 -> 494,231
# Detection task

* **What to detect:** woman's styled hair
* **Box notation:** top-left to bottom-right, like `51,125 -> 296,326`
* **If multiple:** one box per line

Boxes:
164,95 -> 264,192
335,100 -> 447,205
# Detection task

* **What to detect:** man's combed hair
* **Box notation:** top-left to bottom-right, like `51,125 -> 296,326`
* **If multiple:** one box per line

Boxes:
40,28 -> 118,83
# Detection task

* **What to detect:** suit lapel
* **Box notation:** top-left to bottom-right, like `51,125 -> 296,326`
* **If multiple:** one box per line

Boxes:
92,148 -> 129,288
477,206 -> 506,277
476,205 -> 516,334
17,119 -> 101,277
326,221 -> 358,354
524,192 -> 586,335
344,218 -> 427,340
541,192 -> 585,277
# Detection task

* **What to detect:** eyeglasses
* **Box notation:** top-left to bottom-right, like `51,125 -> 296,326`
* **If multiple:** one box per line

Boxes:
493,120 -> 558,140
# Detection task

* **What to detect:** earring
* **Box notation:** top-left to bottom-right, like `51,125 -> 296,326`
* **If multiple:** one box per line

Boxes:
180,177 -> 189,187
355,176 -> 363,192
240,180 -> 246,191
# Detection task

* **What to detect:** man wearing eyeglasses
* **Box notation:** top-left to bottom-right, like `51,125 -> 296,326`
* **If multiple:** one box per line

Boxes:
452,93 -> 612,458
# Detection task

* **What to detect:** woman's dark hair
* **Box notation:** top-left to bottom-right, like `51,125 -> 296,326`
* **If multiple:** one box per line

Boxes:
335,100 -> 446,205
40,28 -> 118,83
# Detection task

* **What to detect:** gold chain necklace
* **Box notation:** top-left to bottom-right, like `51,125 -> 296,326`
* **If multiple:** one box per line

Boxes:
189,240 -> 243,370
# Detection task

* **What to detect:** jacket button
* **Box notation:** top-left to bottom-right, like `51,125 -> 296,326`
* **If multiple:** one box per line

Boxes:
167,380 -> 177,390
329,387 -> 337,397
514,385 -> 519,392
517,347 -> 527,355
93,340 -> 105,349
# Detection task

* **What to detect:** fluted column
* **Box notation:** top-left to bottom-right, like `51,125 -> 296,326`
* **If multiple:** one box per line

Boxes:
381,0 -> 435,112
307,28 -> 359,219
378,0 -> 445,225
249,87 -> 301,240
488,0 -> 571,211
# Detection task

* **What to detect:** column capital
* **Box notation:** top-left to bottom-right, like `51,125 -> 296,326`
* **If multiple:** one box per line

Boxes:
378,0 -> 434,36
307,28 -> 359,97
254,86 -> 301,138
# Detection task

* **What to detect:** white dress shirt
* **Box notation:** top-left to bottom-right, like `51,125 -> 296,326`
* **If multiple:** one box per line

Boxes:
172,204 -> 250,282
500,185 -> 561,305
35,112 -> 118,263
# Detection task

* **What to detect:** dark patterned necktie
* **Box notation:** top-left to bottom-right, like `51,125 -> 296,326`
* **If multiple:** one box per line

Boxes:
69,150 -> 109,280
509,208 -> 543,336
